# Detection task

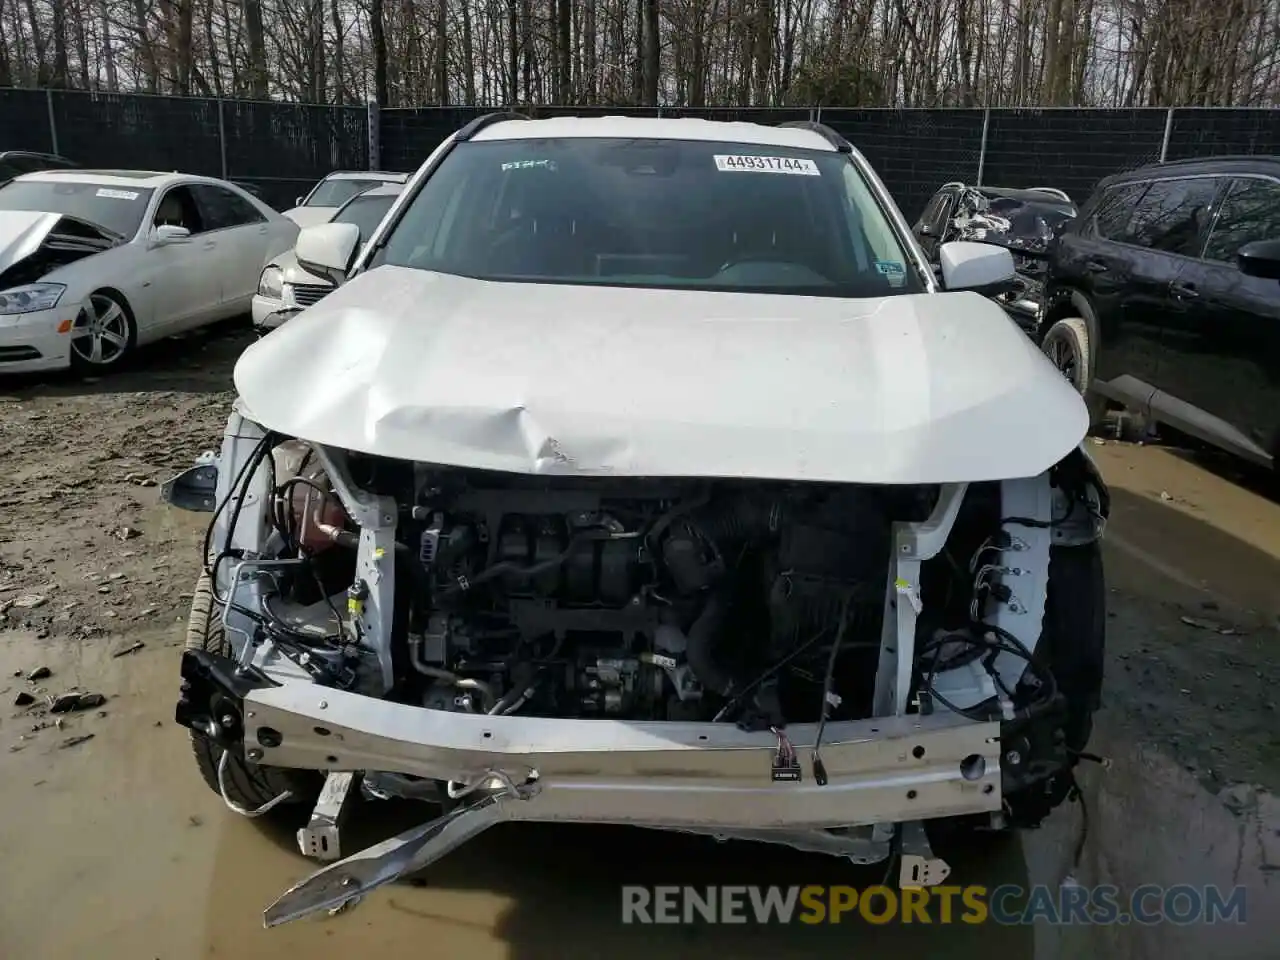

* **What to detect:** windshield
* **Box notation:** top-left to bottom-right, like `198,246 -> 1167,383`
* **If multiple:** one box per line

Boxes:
0,179 -> 152,237
305,177 -> 383,208
368,138 -> 924,298
334,192 -> 397,245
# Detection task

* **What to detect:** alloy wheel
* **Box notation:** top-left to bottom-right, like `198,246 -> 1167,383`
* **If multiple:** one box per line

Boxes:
70,294 -> 130,366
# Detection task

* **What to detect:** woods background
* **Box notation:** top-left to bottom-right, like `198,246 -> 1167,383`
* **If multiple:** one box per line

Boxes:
2,0 -> 1280,110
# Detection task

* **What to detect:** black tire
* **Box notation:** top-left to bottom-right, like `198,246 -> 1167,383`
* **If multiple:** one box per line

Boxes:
185,571 -> 322,808
1039,541 -> 1106,753
69,290 -> 137,373
1041,316 -> 1108,427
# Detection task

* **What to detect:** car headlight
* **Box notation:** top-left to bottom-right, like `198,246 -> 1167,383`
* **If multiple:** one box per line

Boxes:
0,283 -> 66,316
258,266 -> 284,300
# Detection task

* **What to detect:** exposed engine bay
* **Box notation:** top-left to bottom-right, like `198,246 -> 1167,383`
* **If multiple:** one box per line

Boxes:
170,411 -> 1108,926
0,213 -> 120,286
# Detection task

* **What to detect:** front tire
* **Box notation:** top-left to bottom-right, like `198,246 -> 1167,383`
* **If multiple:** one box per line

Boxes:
184,572 -> 322,809
1041,316 -> 1107,426
69,291 -> 135,372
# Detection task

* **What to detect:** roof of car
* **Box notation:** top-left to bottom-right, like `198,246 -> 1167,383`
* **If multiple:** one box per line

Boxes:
1105,155 -> 1280,184
0,150 -> 71,161
323,170 -> 409,182
15,169 -> 211,188
973,185 -> 1077,210
472,115 -> 838,151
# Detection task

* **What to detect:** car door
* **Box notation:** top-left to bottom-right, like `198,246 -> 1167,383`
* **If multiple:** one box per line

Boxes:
190,183 -> 273,312
1115,175 -> 1225,404
1052,180 -> 1162,393
138,183 -> 223,334
1153,175 -> 1280,462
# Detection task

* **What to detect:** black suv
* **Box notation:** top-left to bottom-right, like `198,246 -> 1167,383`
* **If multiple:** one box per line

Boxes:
1041,156 -> 1280,467
913,182 -> 1077,332
0,150 -> 77,184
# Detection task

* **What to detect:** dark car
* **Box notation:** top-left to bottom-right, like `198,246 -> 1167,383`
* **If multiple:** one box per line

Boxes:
913,182 -> 1077,331
1040,155 -> 1280,467
0,150 -> 77,184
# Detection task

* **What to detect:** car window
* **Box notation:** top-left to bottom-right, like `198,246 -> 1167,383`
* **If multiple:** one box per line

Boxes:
1203,178 -> 1280,264
369,138 -> 925,299
305,177 -> 381,207
192,183 -> 267,230
333,192 -> 397,245
153,185 -> 207,235
1124,176 -> 1220,256
0,178 -> 154,236
1091,182 -> 1148,241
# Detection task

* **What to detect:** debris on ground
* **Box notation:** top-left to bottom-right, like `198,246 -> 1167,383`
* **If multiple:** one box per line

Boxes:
12,594 -> 48,610
49,692 -> 107,713
58,733 -> 95,749
114,526 -> 141,541
13,691 -> 35,707
1180,615 -> 1238,635
25,666 -> 51,682
112,641 -> 146,658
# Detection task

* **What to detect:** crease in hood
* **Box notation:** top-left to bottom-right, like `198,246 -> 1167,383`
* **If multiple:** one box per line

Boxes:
234,265 -> 1089,484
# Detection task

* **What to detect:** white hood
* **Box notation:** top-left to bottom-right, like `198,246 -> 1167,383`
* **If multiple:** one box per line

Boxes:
0,210 -> 62,272
234,266 -> 1089,484
282,206 -> 340,229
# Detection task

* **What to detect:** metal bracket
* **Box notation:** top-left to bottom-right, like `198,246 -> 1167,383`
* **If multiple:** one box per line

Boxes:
898,820 -> 951,888
298,771 -> 361,862
161,452 -> 219,512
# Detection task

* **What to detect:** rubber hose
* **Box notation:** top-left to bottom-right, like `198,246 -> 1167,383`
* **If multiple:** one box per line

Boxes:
685,591 -> 734,696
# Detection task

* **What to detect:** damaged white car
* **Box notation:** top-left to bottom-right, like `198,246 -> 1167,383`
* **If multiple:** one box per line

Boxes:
163,114 -> 1108,927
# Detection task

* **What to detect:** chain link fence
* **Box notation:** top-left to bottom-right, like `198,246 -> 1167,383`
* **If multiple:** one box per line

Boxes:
4,89 -> 1280,219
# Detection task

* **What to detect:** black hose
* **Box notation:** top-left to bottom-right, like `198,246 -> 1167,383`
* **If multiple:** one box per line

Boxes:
692,494 -> 785,547
684,591 -> 734,696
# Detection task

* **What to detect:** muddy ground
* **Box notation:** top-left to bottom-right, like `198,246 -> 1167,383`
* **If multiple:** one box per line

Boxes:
0,324 -> 1277,959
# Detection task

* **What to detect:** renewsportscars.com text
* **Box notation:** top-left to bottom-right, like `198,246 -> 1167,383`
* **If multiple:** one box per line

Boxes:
620,884 -> 1247,926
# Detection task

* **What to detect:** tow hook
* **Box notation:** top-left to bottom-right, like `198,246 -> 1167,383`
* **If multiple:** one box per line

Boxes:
176,648 -> 280,749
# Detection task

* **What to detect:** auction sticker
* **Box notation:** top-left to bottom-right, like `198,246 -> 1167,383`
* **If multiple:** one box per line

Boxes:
95,188 -> 139,200
713,155 -> 820,176
501,159 -> 557,172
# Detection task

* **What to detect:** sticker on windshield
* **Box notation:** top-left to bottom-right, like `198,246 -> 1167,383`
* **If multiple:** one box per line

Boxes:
95,188 -> 139,200
875,260 -> 907,286
713,155 -> 820,176
501,159 -> 557,172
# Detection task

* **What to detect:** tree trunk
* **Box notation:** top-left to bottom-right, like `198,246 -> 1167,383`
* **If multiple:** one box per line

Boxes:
51,0 -> 69,87
244,0 -> 268,97
331,0 -> 345,103
370,0 -> 388,105
642,0 -> 659,104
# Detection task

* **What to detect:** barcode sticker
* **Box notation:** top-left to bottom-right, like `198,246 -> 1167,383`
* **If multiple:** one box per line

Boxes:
713,155 -> 821,176
95,188 -> 140,200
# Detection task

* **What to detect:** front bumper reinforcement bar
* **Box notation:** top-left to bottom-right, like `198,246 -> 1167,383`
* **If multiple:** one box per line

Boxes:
241,683 -> 1001,925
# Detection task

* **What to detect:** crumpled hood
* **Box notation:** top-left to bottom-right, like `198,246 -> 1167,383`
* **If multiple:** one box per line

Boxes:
0,210 -> 64,273
267,247 -> 328,286
234,266 -> 1089,483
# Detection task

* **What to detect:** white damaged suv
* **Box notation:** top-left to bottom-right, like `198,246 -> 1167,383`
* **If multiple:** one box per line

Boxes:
164,114 -> 1108,926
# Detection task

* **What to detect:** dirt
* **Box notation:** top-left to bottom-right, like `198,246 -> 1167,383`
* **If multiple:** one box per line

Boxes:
0,337 -> 1278,958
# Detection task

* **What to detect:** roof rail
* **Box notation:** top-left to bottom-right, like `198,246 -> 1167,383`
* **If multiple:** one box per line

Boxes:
455,111 -> 531,142
777,120 -> 852,154
1027,186 -> 1072,201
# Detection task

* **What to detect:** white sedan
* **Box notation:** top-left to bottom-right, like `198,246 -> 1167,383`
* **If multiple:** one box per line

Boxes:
253,182 -> 403,332
283,170 -> 408,229
0,169 -> 298,374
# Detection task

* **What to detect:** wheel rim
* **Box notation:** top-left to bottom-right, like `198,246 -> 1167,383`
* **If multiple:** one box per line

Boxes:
1045,332 -> 1080,388
70,294 -> 129,366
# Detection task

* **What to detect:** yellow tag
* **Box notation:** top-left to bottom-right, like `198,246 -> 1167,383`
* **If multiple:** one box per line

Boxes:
374,547 -> 385,559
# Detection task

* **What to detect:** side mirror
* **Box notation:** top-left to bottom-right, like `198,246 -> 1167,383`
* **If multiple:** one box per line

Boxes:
151,223 -> 191,246
294,222 -> 361,281
938,240 -> 1017,295
1238,239 -> 1280,281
